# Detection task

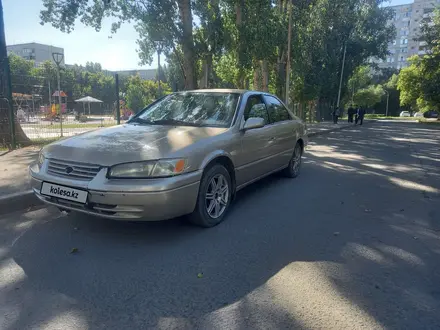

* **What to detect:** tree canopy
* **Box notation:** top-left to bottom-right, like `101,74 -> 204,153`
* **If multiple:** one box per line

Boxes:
397,9 -> 440,112
39,0 -> 395,110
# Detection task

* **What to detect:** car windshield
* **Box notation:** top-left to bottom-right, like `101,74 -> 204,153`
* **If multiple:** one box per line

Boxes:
131,92 -> 240,128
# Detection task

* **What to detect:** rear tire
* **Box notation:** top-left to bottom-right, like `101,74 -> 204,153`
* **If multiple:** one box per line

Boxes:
189,164 -> 232,228
282,142 -> 302,178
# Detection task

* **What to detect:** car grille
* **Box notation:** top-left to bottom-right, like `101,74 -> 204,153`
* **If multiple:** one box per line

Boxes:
47,159 -> 101,180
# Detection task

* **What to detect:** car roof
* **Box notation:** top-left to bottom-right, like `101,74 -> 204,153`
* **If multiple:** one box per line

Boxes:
176,89 -> 257,95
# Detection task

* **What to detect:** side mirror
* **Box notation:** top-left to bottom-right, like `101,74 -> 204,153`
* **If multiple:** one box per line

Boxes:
243,117 -> 265,130
128,114 -> 134,121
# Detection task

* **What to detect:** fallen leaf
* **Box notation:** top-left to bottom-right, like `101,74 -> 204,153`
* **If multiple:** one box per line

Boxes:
413,236 -> 418,240
400,209 -> 405,212
70,248 -> 79,254
197,272 -> 203,278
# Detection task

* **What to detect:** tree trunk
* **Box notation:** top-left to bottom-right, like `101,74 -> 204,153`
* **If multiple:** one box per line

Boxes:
276,0 -> 287,98
177,0 -> 197,90
261,60 -> 269,92
206,54 -> 213,88
235,0 -> 246,89
0,0 -> 30,148
253,60 -> 262,91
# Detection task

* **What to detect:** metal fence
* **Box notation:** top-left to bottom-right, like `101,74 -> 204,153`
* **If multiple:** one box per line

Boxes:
2,73 -> 123,147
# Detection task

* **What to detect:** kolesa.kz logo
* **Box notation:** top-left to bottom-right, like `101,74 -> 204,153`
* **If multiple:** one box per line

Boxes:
50,186 -> 79,199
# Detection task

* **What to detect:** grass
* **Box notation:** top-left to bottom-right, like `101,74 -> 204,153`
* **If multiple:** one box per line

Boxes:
418,119 -> 440,124
364,114 -> 416,120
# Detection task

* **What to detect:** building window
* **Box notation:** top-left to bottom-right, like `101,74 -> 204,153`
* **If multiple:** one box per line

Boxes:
392,40 -> 397,45
400,47 -> 408,53
400,56 -> 405,62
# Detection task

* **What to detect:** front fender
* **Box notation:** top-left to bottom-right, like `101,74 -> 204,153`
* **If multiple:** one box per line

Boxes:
200,150 -> 235,170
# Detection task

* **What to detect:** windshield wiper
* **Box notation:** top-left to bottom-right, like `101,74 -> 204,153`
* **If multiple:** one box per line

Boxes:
129,117 -> 154,125
149,119 -> 197,126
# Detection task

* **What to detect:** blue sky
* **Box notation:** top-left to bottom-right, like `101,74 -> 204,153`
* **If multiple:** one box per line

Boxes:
4,0 -> 411,71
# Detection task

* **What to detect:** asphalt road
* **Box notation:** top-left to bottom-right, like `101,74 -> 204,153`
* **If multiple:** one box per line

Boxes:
1,121 -> 439,330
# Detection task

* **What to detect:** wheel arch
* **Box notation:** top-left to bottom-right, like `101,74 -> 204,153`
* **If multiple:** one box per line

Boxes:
200,151 -> 236,198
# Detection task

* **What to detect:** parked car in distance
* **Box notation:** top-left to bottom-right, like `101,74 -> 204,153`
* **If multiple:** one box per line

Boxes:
399,111 -> 411,117
30,89 -> 308,227
414,112 -> 424,118
423,110 -> 439,119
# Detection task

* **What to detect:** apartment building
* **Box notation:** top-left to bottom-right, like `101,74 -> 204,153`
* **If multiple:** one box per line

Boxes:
6,42 -> 65,66
374,0 -> 439,70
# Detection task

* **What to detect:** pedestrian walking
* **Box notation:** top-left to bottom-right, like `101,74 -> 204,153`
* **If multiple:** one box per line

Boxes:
347,106 -> 354,123
332,107 -> 341,124
358,107 -> 366,125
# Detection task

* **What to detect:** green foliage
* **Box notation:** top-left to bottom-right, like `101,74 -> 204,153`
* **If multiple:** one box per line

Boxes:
348,66 -> 372,91
353,84 -> 385,108
125,75 -> 171,113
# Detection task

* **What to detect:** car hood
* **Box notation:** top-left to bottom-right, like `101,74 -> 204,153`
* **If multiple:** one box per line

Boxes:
43,124 -> 228,166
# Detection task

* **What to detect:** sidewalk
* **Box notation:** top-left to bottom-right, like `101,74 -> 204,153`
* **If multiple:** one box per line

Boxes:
0,120 -> 360,214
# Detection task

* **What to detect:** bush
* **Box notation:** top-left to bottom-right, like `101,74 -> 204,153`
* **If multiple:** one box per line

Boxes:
365,114 -> 386,118
78,115 -> 88,122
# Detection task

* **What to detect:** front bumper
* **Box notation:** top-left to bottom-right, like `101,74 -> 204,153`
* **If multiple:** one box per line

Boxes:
30,162 -> 202,221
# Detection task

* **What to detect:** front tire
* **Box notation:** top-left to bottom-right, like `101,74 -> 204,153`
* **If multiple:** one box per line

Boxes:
189,164 -> 232,228
282,142 -> 302,178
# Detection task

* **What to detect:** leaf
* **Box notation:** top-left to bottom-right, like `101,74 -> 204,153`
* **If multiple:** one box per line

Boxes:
70,248 -> 79,254
197,272 -> 203,278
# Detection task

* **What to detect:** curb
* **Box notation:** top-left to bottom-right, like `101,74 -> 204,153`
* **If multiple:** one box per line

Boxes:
308,119 -> 376,137
0,190 -> 43,216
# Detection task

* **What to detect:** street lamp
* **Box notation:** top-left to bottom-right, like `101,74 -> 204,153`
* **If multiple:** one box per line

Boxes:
336,42 -> 347,109
52,52 -> 64,137
153,40 -> 164,98
384,89 -> 390,117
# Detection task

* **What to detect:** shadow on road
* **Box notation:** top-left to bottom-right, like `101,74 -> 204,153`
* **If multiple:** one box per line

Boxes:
2,122 -> 440,329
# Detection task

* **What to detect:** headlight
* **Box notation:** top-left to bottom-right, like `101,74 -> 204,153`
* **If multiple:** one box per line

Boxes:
38,151 -> 45,168
107,159 -> 187,178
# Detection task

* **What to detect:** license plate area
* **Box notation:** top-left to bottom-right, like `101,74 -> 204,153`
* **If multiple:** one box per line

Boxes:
41,182 -> 88,204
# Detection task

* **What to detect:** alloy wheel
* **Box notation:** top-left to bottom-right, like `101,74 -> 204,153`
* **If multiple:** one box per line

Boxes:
205,174 -> 229,219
